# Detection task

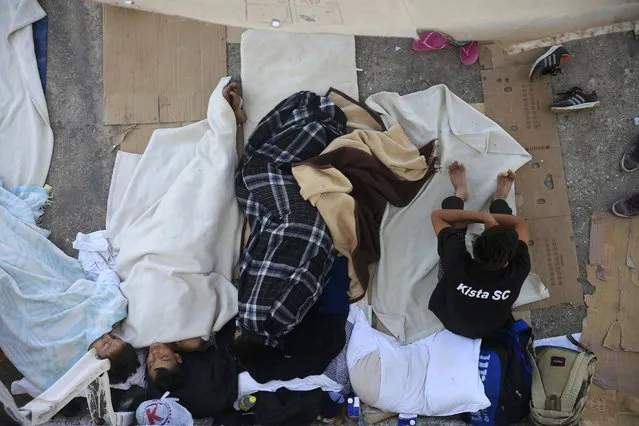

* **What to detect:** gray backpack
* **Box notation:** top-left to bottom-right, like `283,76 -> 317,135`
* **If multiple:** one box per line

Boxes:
529,335 -> 596,426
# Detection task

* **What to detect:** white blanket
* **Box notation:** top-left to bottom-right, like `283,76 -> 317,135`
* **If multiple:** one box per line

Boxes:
240,30 -> 358,141
108,77 -> 242,348
366,85 -> 549,344
347,307 -> 489,416
0,184 -> 127,390
0,0 -> 53,188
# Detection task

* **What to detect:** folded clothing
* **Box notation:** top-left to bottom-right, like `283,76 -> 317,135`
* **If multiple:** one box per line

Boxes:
346,306 -> 489,416
234,91 -> 347,347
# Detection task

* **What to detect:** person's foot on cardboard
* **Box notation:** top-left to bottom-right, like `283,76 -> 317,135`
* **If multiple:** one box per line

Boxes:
223,82 -> 247,126
449,161 -> 468,201
494,170 -> 515,200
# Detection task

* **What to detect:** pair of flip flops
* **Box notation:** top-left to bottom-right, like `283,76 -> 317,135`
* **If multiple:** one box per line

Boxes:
411,31 -> 479,66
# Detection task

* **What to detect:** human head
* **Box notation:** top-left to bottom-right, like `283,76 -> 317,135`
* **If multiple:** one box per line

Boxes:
146,343 -> 183,392
90,333 -> 140,384
473,225 -> 519,271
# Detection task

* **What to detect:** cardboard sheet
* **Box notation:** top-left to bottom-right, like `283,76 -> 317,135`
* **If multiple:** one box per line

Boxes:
583,213 -> 639,395
240,30 -> 358,141
481,67 -> 559,151
582,385 -> 639,426
226,26 -> 245,43
103,6 -> 227,125
481,48 -> 582,310
523,216 -> 582,309
514,147 -> 570,220
91,0 -> 639,42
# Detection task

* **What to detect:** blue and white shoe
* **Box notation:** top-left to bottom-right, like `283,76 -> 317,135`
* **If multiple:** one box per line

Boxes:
529,45 -> 571,81
551,87 -> 600,113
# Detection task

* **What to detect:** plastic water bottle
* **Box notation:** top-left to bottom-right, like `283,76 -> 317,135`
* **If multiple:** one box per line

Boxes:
238,395 -> 257,411
347,396 -> 360,418
398,413 -> 418,426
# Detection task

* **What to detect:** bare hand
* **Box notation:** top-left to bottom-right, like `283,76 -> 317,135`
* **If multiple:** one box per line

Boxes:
484,214 -> 499,229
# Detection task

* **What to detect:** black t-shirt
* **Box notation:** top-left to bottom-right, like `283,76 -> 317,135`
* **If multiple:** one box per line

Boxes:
428,227 -> 531,338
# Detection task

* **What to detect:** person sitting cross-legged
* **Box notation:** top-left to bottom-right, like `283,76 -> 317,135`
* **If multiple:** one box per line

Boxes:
428,161 -> 531,338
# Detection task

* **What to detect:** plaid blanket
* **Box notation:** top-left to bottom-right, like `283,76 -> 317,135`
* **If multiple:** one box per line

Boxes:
235,91 -> 347,346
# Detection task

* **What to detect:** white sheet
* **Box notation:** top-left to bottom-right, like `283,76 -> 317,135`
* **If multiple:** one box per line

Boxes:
0,0 -> 53,189
534,333 -> 582,351
237,372 -> 341,404
108,77 -> 242,348
347,307 -> 489,416
365,85 -> 549,344
240,30 -> 358,141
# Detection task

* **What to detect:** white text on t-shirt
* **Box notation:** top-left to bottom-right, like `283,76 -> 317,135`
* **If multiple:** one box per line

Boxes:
456,283 -> 511,301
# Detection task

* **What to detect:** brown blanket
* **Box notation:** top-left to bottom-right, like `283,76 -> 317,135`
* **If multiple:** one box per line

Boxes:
292,124 -> 438,301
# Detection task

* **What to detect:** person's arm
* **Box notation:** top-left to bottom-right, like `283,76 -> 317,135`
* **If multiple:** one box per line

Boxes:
431,209 -> 497,236
490,214 -> 529,242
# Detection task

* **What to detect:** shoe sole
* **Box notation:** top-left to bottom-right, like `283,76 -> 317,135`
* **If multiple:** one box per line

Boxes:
612,201 -> 634,218
620,154 -> 638,173
551,101 -> 600,112
529,45 -> 563,79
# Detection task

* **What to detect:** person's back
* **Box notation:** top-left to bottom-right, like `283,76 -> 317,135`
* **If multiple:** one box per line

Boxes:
428,162 -> 531,338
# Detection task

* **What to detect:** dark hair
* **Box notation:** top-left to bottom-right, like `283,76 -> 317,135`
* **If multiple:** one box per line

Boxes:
473,225 -> 519,271
148,365 -> 184,392
107,343 -> 140,384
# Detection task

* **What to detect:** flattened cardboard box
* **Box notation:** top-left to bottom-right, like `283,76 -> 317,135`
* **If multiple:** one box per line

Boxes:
514,147 -> 570,220
480,56 -> 582,309
523,215 -> 582,309
103,6 -> 227,125
582,385 -> 639,426
481,66 -> 559,151
584,213 -> 639,395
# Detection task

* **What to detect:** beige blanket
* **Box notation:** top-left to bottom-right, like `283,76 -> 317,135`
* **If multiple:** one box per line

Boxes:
293,124 -> 438,300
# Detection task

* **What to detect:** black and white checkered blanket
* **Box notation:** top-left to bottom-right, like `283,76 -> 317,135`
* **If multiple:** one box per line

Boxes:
235,91 -> 347,346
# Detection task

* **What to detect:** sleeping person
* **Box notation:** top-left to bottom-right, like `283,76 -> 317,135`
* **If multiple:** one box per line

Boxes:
112,79 -> 247,350
0,184 -> 139,393
143,321 -> 239,419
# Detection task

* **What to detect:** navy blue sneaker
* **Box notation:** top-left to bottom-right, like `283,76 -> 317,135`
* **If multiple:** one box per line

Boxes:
551,87 -> 600,113
529,45 -> 571,81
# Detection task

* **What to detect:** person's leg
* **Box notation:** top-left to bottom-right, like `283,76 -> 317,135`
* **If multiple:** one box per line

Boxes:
612,190 -> 639,218
439,161 -> 468,280
621,135 -> 639,173
442,161 -> 467,210
489,170 -> 515,215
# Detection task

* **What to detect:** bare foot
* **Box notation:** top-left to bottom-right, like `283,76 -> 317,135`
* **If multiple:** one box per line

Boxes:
223,82 -> 247,126
449,161 -> 468,201
494,170 -> 515,200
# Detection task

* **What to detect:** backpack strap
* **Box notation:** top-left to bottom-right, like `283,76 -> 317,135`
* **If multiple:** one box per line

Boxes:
530,350 -> 548,410
558,352 -> 594,414
566,334 -> 593,354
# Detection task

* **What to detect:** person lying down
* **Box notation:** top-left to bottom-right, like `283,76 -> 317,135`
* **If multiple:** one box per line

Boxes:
112,78 -> 247,352
0,184 -> 139,392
